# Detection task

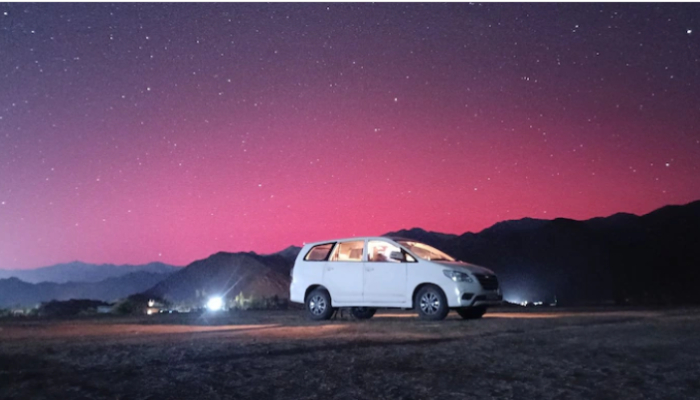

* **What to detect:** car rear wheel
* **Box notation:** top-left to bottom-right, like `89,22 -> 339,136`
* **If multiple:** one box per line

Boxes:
350,307 -> 377,320
415,285 -> 449,320
306,288 -> 334,320
456,306 -> 487,320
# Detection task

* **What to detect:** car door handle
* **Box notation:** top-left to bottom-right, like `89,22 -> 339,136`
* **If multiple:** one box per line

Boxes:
365,267 -> 374,272
326,267 -> 334,271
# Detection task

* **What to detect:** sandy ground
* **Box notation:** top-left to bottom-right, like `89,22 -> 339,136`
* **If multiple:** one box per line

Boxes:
1,307 -> 699,400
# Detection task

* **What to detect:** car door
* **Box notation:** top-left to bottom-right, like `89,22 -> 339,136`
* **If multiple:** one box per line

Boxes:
363,239 -> 409,305
323,240 -> 365,304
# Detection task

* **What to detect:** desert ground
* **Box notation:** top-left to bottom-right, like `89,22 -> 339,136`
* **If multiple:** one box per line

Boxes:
1,307 -> 699,400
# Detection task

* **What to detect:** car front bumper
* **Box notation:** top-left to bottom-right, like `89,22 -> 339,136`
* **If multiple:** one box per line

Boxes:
444,281 -> 503,308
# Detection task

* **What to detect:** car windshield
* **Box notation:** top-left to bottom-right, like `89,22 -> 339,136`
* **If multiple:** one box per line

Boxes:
396,241 -> 455,262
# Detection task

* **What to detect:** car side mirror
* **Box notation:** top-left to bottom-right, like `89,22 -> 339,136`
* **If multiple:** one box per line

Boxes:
389,251 -> 405,261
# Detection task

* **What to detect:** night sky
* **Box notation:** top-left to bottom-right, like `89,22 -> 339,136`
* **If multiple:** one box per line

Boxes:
1,3 -> 699,269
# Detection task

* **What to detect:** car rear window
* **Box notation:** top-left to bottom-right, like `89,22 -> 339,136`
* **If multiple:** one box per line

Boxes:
304,243 -> 335,261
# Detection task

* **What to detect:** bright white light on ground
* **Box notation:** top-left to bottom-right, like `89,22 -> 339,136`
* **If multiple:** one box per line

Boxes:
207,296 -> 223,311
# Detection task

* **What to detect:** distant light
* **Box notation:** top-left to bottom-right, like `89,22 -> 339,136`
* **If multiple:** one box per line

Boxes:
688,29 -> 693,35
207,296 -> 223,311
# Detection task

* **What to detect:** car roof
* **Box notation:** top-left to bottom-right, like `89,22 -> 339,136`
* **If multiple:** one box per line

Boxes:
302,236 -> 409,248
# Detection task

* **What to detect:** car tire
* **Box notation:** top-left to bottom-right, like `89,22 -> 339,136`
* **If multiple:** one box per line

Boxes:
350,307 -> 377,320
415,285 -> 449,321
456,306 -> 487,320
305,288 -> 334,320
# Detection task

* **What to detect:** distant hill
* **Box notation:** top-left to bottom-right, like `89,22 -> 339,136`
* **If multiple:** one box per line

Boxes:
6,201 -> 698,309
385,200 -> 700,306
274,246 -> 302,263
145,252 -> 292,307
0,271 -> 172,308
145,200 -> 700,308
0,261 -> 178,284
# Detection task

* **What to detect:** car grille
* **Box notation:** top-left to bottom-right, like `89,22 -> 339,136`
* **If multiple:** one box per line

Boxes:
473,273 -> 499,291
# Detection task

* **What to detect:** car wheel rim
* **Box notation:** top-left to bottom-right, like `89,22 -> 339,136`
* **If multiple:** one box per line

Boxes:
309,295 -> 326,315
420,292 -> 440,314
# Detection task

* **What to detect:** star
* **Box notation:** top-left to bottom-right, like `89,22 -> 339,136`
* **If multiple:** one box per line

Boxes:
688,29 -> 693,35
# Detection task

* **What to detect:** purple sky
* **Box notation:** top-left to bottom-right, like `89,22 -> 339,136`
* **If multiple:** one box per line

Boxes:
1,3 -> 699,269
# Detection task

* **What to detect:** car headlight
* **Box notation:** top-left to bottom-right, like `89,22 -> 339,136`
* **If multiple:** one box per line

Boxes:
443,270 -> 474,283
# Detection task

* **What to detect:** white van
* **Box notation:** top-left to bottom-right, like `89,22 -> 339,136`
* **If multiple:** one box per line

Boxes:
290,237 -> 502,320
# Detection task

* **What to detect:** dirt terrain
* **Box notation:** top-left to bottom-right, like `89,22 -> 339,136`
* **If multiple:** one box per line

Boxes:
1,307 -> 699,400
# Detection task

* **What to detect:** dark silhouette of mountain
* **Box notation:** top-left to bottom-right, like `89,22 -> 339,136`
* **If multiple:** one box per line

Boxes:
388,228 -> 459,245
582,212 -> 638,231
274,245 -> 302,263
385,200 -> 700,306
8,201 -> 697,309
0,261 -> 178,284
0,271 -> 171,308
479,217 -> 550,236
145,252 -> 292,306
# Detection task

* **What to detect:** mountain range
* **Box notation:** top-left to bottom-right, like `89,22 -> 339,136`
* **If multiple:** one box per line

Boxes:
0,271 -> 171,308
2,200 -> 699,309
0,261 -> 178,284
145,200 -> 700,308
386,200 -> 700,305
145,251 -> 294,306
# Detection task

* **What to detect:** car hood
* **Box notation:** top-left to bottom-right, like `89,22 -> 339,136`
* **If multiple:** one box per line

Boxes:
434,260 -> 496,275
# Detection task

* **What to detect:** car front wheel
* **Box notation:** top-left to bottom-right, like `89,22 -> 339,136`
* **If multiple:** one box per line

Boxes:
456,306 -> 487,320
306,288 -> 334,320
415,285 -> 449,320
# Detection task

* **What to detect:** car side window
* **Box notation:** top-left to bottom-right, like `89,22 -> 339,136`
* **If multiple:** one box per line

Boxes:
304,243 -> 335,261
329,241 -> 364,262
368,240 -> 412,263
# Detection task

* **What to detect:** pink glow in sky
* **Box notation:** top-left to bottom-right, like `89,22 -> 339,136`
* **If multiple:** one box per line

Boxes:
1,3 -> 699,269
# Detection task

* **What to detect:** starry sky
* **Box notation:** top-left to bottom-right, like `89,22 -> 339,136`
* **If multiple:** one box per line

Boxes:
1,3 -> 699,269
